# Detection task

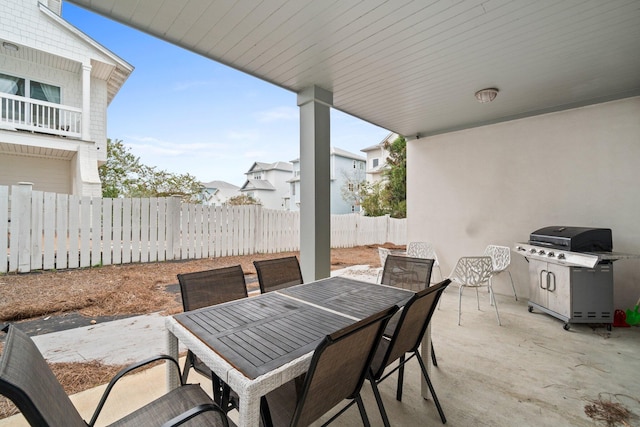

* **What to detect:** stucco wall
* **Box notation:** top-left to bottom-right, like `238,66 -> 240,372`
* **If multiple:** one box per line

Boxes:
408,96 -> 640,308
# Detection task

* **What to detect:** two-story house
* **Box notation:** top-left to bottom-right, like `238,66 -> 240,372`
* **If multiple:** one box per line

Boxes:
200,180 -> 240,206
360,132 -> 398,184
287,147 -> 366,215
239,161 -> 292,210
0,0 -> 132,196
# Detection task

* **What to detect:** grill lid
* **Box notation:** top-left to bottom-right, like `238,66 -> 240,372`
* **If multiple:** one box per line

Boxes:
529,226 -> 612,252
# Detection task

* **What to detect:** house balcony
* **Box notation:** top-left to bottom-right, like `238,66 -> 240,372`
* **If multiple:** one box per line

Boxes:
0,92 -> 82,139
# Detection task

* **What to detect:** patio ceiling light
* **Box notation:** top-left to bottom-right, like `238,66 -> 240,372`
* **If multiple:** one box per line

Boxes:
2,42 -> 19,51
475,88 -> 499,103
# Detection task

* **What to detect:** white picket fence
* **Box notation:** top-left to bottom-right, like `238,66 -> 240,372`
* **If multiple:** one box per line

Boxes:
1,184 -> 406,273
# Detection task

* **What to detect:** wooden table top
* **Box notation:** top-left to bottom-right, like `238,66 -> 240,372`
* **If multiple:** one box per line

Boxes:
278,276 -> 414,319
173,277 -> 414,379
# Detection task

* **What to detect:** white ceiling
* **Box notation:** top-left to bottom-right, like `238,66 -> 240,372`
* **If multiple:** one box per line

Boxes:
66,0 -> 640,137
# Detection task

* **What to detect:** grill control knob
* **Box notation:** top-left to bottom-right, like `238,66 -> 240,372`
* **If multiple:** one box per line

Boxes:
557,253 -> 565,260
530,248 -> 537,254
547,252 -> 555,257
538,250 -> 546,255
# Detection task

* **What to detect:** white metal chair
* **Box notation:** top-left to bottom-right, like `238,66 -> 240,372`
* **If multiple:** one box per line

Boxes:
449,256 -> 501,326
406,242 -> 443,284
484,245 -> 518,301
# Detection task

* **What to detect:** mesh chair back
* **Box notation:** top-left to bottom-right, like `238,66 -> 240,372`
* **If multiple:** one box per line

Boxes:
178,265 -> 248,311
370,280 -> 450,380
0,325 -> 87,427
291,305 -> 398,427
484,245 -> 511,272
253,256 -> 303,293
449,256 -> 494,287
407,242 -> 440,266
381,255 -> 434,291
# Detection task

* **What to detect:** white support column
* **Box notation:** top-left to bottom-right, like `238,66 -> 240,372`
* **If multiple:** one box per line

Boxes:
405,133 -> 434,399
297,86 -> 332,282
81,63 -> 91,141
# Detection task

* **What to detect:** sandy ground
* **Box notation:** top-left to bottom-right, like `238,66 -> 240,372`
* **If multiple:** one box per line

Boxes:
0,244 -> 404,324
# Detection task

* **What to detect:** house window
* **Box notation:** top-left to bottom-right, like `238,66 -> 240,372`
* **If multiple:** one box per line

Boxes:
0,72 -> 60,124
372,158 -> 379,167
30,80 -> 61,103
0,72 -> 25,120
353,160 -> 357,168
348,183 -> 354,192
253,173 -> 261,180
292,184 -> 296,196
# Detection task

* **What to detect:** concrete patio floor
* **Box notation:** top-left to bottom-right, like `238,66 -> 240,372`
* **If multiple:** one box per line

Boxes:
2,270 -> 639,426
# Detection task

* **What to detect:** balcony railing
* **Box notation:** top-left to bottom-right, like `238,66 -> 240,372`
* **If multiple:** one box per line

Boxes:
0,92 -> 82,138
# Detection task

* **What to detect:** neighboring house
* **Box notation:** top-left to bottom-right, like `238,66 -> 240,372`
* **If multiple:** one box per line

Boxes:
200,180 -> 240,206
239,161 -> 292,210
0,0 -> 132,196
361,132 -> 397,184
287,147 -> 366,215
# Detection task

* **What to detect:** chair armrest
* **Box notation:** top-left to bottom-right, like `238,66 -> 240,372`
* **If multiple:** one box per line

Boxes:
88,354 -> 183,426
161,403 -> 229,427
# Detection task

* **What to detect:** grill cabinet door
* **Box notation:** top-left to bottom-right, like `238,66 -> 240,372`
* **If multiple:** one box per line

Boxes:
546,263 -> 571,318
528,259 -> 548,307
528,260 -> 571,318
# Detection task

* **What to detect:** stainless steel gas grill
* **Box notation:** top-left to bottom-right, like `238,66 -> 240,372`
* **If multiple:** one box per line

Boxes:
514,226 -> 624,331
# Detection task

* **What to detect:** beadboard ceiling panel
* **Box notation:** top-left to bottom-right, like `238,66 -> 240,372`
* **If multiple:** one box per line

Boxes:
66,0 -> 640,137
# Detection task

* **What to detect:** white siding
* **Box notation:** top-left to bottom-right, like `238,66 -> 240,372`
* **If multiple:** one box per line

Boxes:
0,154 -> 70,193
90,77 -> 108,160
0,54 -> 82,109
408,96 -> 640,308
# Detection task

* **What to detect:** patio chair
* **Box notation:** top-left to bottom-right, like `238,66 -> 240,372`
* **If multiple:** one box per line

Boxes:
484,244 -> 518,301
406,242 -> 443,284
368,279 -> 451,426
177,265 -> 248,412
380,254 -> 434,292
449,256 -> 501,326
0,324 -> 229,427
253,256 -> 303,293
260,305 -> 399,427
381,254 -> 439,366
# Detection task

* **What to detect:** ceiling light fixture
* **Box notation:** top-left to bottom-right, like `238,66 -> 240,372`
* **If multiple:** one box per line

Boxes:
2,42 -> 19,52
475,88 -> 499,103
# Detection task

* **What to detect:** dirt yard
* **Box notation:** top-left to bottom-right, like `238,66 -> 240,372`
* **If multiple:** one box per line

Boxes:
0,244 -> 403,323
0,244 -> 404,419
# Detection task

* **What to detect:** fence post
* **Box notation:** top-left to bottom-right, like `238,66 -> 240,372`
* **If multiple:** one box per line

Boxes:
0,186 -> 8,274
9,182 -> 33,273
255,205 -> 263,254
168,195 -> 182,260
385,214 -> 391,244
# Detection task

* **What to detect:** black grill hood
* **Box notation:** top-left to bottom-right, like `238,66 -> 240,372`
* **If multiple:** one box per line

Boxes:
529,226 -> 612,252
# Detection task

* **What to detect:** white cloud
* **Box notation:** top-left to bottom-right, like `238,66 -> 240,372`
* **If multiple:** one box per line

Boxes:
244,150 -> 267,158
256,106 -> 298,123
124,135 -> 225,157
227,130 -> 261,141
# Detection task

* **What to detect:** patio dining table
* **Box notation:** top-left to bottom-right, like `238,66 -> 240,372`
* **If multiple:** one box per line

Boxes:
165,276 -> 414,426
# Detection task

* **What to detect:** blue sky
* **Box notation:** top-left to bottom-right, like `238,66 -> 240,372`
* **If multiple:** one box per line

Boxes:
62,3 -> 390,186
